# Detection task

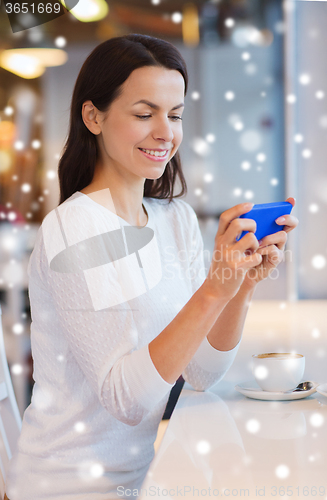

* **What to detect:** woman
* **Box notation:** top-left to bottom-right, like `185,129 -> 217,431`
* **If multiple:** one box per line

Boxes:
5,34 -> 298,500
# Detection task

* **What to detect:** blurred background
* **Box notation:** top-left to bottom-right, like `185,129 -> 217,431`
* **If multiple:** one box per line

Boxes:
0,0 -> 326,416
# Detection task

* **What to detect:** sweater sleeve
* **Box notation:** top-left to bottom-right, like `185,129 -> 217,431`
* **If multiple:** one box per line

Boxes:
179,202 -> 240,391
37,203 -> 174,426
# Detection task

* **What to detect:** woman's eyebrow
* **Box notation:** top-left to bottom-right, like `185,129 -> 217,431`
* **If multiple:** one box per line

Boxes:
132,99 -> 184,111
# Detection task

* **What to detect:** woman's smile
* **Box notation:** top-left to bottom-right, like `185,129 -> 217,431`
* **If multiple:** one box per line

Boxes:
138,147 -> 170,161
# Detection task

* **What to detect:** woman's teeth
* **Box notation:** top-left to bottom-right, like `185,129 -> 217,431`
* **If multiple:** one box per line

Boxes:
140,148 -> 167,157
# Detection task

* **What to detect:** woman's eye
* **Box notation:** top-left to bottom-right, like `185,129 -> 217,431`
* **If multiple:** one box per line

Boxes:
135,115 -> 182,121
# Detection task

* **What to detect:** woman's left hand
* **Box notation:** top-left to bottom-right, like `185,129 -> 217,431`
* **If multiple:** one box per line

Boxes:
243,197 -> 299,287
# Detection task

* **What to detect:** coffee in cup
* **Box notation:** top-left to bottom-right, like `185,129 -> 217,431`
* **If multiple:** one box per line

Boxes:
252,353 -> 305,392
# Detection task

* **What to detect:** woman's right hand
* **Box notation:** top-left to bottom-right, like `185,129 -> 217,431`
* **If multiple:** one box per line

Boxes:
203,202 -> 262,301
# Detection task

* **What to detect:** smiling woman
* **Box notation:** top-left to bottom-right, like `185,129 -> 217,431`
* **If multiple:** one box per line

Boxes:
79,64 -> 186,224
58,34 -> 188,209
5,33 -> 298,500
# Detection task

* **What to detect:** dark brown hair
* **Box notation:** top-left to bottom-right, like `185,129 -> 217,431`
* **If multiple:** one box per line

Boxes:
58,34 -> 188,205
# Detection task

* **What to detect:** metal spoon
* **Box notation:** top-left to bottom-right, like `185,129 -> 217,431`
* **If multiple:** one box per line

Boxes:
293,381 -> 314,392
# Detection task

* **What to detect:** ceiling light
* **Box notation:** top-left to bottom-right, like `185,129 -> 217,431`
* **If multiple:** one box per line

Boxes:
0,48 -> 67,79
62,0 -> 109,22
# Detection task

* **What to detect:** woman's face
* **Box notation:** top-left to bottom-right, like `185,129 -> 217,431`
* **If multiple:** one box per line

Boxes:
95,66 -> 185,181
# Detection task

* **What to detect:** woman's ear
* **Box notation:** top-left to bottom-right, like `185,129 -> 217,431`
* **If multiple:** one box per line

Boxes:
82,101 -> 101,135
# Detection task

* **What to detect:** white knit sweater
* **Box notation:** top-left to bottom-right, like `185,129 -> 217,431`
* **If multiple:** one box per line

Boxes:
6,192 -> 240,500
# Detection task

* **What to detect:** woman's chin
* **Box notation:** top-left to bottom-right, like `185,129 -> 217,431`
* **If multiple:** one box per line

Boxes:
142,165 -> 168,181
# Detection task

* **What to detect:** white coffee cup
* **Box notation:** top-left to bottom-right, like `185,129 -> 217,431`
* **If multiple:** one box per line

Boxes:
252,353 -> 305,392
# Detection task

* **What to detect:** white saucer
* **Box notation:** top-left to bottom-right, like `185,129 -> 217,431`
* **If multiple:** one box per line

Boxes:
316,383 -> 327,398
235,381 -> 318,401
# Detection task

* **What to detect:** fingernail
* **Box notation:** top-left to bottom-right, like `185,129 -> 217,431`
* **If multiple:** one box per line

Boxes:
276,216 -> 285,223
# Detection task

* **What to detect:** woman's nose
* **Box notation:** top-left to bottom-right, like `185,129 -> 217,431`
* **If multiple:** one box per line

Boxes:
152,118 -> 174,143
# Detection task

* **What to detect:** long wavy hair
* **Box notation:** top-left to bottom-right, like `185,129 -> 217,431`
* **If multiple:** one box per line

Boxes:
58,34 -> 188,205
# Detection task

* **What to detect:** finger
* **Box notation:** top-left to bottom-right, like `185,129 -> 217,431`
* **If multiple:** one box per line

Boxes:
224,217 -> 257,244
238,251 -> 262,271
236,231 -> 259,254
217,202 -> 254,238
275,214 -> 299,233
257,245 -> 283,265
258,231 -> 287,251
285,197 -> 296,208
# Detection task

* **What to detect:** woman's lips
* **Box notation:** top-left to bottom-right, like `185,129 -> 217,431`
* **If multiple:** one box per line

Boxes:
138,148 -> 169,161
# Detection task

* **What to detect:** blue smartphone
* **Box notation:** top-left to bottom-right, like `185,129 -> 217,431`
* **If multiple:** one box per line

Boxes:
237,201 -> 293,242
